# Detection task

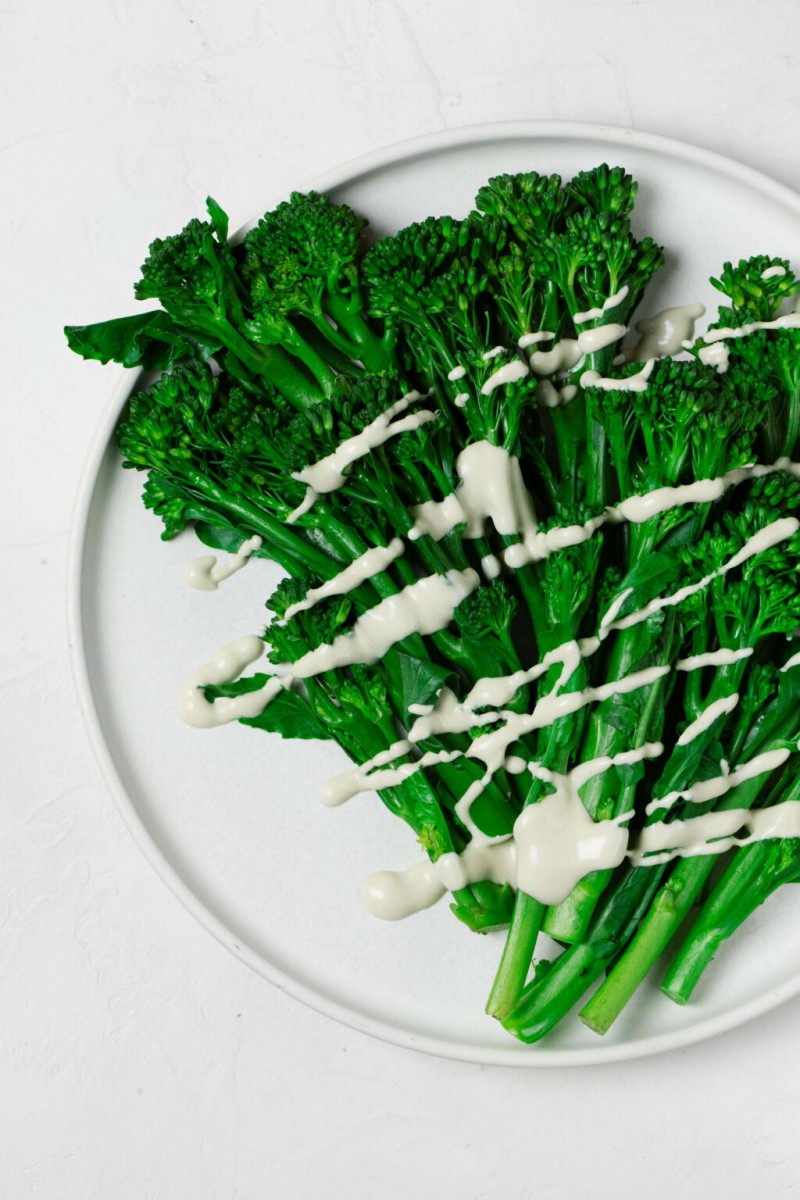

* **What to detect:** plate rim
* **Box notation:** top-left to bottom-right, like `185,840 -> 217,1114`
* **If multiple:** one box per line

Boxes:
66,119 -> 800,1067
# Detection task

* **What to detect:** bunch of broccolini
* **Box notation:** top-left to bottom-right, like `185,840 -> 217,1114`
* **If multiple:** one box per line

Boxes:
67,165 -> 800,1043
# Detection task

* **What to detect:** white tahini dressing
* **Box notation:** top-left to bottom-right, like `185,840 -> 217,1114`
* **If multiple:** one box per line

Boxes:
179,570 -> 479,729
677,647 -> 753,672
632,793 -> 800,865
698,342 -> 730,373
513,746 -> 661,905
630,303 -> 705,360
518,330 -> 555,349
281,538 -> 405,622
178,635 -> 269,728
691,310 -> 800,381
481,358 -> 530,394
288,568 -> 479,679
676,693 -> 739,746
409,441 -> 539,546
184,535 -> 263,591
574,286 -> 629,324
581,358 -> 655,393
529,339 -> 582,377
577,323 -> 627,355
646,748 -> 791,816
362,839 -> 517,921
287,391 -> 435,522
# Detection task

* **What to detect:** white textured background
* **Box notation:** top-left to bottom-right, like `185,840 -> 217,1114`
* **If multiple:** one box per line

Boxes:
5,1 -> 800,1196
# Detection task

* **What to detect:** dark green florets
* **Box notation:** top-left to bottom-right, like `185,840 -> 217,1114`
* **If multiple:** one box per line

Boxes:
244,190 -> 366,304
710,255 -> 800,324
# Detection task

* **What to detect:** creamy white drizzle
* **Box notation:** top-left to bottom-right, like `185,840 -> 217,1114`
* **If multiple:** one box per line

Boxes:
180,569 -> 478,729
513,745 -> 662,904
408,685 -> 500,741
452,665 -> 670,837
178,634 -> 269,728
676,692 -> 739,747
408,442 -> 800,575
364,758 -> 800,919
610,517 -> 799,635
409,493 -> 466,542
677,647 -> 753,672
646,748 -> 790,816
535,380 -> 562,408
481,358 -> 530,394
632,794 -> 800,865
321,741 -> 462,809
761,264 -> 787,280
499,458 -> 800,573
362,838 -> 517,921
577,322 -> 627,355
698,342 -> 730,373
184,535 -> 263,591
630,303 -> 705,361
702,310 -> 800,345
281,538 -> 405,622
454,392 -> 469,408
581,358 -> 655,393
781,648 -> 800,672
321,666 -> 667,824
287,391 -> 435,522
574,286 -> 629,325
409,442 -> 539,545
481,553 -> 501,579
482,345 -> 505,361
518,330 -> 555,349
288,568 -> 479,679
447,365 -> 466,381
529,339 -> 582,377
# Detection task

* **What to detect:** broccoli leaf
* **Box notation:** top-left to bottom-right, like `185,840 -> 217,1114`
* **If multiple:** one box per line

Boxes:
65,310 -> 221,369
205,675 -> 333,742
391,650 -> 455,715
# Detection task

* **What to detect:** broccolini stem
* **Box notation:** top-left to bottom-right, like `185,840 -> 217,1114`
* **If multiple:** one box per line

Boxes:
485,891 -> 544,1020
184,468 -> 341,579
211,317 -> 325,408
662,769 -> 800,1004
503,863 -> 666,1043
578,734 -> 794,1035
320,292 -> 397,374
543,639 -> 676,943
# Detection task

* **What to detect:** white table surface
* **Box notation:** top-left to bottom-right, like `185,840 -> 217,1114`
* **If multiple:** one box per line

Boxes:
6,1 -> 800,1195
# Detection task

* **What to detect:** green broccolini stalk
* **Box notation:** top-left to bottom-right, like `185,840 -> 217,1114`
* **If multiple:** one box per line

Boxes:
661,777 -> 800,1006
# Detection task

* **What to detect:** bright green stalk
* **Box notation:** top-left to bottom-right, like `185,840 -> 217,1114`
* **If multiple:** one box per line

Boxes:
578,733 -> 795,1035
662,771 -> 800,1004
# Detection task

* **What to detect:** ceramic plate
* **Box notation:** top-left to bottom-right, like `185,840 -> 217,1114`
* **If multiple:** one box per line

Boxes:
68,122 -> 800,1065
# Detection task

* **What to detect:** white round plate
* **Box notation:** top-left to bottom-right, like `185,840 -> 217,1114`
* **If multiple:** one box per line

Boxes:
68,122 -> 800,1066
